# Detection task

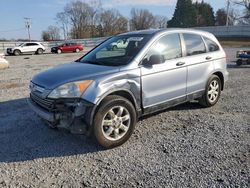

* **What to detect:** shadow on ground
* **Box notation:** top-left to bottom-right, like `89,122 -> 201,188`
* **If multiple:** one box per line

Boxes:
227,63 -> 250,69
0,98 -> 103,163
0,97 -> 215,163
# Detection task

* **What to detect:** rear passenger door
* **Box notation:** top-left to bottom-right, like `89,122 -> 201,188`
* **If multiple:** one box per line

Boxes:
20,43 -> 30,53
28,43 -> 39,52
182,33 -> 214,97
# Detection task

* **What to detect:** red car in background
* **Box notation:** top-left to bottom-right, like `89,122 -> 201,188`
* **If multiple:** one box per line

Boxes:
51,43 -> 84,54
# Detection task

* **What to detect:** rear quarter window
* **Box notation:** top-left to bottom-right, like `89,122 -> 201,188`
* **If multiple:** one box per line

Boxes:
183,33 -> 206,56
203,37 -> 220,52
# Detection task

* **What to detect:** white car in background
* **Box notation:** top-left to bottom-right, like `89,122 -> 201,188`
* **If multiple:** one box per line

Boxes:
109,39 -> 129,50
0,53 -> 9,69
7,42 -> 46,56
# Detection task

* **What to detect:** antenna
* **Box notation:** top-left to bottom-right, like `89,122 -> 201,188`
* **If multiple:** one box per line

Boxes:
24,17 -> 32,41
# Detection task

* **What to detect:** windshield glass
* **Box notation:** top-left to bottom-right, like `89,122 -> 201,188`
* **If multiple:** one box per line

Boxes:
78,34 -> 151,66
18,43 -> 24,46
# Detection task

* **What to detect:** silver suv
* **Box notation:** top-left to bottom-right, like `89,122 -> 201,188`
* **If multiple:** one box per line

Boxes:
28,29 -> 228,148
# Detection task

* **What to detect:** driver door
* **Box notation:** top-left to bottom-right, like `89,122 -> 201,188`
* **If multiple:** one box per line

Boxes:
140,33 -> 187,110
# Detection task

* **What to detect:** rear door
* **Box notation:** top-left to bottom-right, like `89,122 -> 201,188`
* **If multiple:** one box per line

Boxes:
181,33 -> 214,96
29,43 -> 39,52
140,33 -> 187,109
20,43 -> 30,53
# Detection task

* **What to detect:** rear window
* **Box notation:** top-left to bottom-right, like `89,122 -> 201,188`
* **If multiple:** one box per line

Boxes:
203,37 -> 220,52
183,33 -> 206,56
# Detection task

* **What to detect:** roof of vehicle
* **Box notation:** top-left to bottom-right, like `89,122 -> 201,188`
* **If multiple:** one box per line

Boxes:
22,42 -> 41,44
119,28 -> 213,37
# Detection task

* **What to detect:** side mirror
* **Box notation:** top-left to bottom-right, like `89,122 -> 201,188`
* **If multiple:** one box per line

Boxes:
145,54 -> 164,66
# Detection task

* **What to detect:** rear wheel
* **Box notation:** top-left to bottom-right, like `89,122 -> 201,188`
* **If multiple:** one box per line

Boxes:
36,48 -> 43,55
14,50 -> 21,56
75,48 -> 80,53
199,75 -> 221,107
93,95 -> 137,148
236,59 -> 242,66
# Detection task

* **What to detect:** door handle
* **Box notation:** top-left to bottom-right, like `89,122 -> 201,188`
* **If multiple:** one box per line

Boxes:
176,62 -> 185,66
206,56 -> 212,60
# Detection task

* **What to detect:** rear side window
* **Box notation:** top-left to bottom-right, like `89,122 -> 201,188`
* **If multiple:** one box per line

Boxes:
27,43 -> 38,46
183,33 -> 206,56
203,37 -> 219,52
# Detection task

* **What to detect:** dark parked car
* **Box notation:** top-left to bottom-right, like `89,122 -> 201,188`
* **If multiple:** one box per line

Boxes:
51,43 -> 84,54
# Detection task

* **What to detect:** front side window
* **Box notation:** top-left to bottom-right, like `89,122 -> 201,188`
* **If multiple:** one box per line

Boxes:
204,37 -> 219,52
79,34 -> 151,66
183,33 -> 206,56
144,33 -> 182,62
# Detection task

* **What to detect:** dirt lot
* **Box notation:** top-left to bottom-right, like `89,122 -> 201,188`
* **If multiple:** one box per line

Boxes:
0,49 -> 249,187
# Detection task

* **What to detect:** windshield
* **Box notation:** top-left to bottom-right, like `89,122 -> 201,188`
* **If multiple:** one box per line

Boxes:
18,43 -> 24,46
78,34 -> 151,66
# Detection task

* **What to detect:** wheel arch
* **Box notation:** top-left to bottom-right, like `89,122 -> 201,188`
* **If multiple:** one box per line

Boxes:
212,71 -> 224,91
88,89 -> 141,128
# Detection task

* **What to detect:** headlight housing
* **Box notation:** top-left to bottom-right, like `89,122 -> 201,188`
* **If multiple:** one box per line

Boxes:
48,80 -> 93,99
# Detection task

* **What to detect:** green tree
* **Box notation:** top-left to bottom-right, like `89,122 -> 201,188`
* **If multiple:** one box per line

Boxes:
168,0 -> 197,28
195,1 -> 215,26
215,9 -> 227,26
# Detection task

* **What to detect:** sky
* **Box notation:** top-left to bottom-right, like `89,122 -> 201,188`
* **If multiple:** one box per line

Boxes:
0,0 -> 229,40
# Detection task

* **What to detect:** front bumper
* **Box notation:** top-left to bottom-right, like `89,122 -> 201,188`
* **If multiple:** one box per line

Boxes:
27,98 -> 57,122
6,48 -> 13,55
51,48 -> 58,53
27,95 -> 95,134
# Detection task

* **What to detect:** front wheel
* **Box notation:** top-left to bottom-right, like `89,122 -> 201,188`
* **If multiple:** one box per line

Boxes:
14,50 -> 21,56
199,75 -> 222,107
93,95 -> 137,148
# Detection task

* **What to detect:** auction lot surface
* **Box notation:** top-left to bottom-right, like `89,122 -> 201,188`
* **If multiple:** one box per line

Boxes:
0,49 -> 249,187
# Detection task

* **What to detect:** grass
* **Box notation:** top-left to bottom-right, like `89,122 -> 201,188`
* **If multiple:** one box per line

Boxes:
220,41 -> 250,48
218,38 -> 250,48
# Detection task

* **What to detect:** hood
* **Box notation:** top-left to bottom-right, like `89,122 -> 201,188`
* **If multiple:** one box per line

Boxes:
32,62 -> 120,89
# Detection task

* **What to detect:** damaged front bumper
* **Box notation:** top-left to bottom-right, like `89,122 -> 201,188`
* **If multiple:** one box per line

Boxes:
27,96 -> 95,134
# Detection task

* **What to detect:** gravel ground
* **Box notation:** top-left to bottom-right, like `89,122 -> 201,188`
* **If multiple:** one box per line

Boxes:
0,49 -> 249,187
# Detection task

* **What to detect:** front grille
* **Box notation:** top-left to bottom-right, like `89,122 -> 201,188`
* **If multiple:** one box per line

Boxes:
30,93 -> 54,110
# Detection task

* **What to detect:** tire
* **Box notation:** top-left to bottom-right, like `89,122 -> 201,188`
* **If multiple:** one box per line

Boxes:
112,45 -> 118,51
14,50 -> 21,56
75,48 -> 80,53
57,49 -> 62,54
36,48 -> 43,55
93,95 -> 137,148
199,75 -> 222,107
236,59 -> 242,66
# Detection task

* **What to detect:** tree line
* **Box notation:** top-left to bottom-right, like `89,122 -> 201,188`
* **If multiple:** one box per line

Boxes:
42,0 -> 250,41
